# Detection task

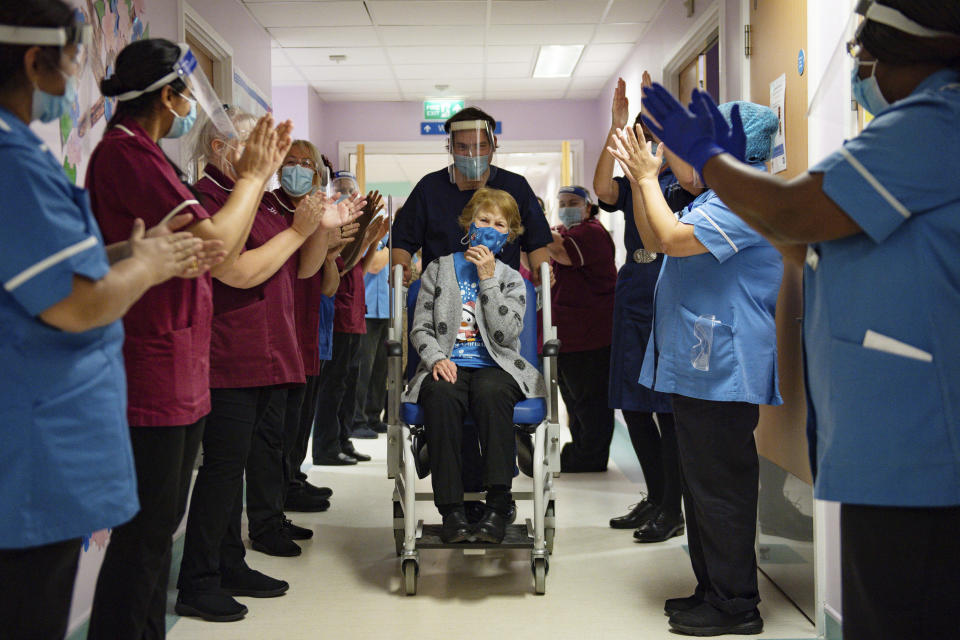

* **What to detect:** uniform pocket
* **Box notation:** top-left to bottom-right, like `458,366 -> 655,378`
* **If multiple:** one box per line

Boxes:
677,305 -> 739,390
211,299 -> 269,365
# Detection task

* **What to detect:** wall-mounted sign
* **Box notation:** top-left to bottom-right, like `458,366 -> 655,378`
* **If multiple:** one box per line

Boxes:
420,121 -> 503,136
423,99 -> 464,120
797,48 -> 806,76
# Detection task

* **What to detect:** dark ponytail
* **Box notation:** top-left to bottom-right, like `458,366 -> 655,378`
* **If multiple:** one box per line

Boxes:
860,0 -> 960,68
102,38 -> 187,125
588,203 -> 600,218
0,0 -> 75,93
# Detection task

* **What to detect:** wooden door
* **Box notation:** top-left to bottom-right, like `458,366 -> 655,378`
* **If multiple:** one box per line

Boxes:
749,0 -> 811,484
678,56 -> 700,106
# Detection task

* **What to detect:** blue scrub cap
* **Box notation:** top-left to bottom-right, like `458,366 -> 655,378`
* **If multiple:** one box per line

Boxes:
559,185 -> 591,202
717,101 -> 779,164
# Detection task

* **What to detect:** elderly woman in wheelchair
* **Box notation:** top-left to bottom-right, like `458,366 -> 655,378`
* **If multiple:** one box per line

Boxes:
402,188 -> 546,544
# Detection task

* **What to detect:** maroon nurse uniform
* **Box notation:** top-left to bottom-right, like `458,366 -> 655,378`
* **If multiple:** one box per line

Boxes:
87,117 -> 213,427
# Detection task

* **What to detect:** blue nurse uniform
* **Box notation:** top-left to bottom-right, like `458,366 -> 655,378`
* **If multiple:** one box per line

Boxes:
806,69 -> 960,507
0,108 -> 138,549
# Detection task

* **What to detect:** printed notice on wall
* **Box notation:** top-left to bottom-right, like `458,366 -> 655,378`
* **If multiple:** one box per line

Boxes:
769,73 -> 787,174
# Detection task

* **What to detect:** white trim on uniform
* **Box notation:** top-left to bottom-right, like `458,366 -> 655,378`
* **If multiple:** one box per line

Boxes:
0,114 -> 11,132
160,199 -> 200,225
695,207 -> 739,253
200,172 -> 233,193
838,146 -> 911,219
566,236 -> 585,265
114,125 -> 136,137
4,236 -> 99,292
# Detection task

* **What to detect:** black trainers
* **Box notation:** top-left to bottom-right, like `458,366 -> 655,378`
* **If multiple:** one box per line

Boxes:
282,518 -> 314,540
302,481 -> 333,499
284,490 -> 330,513
175,591 -> 247,622
251,529 -> 301,557
668,602 -> 763,636
221,568 -> 290,598
665,593 -> 704,616
610,498 -> 659,529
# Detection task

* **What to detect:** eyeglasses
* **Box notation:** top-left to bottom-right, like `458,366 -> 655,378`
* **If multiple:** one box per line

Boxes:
283,158 -> 317,169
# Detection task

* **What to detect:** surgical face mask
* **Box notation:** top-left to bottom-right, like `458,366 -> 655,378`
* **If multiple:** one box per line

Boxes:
165,95 -> 198,139
464,222 -> 508,255
32,71 -> 77,123
454,154 -> 490,180
557,206 -> 584,228
281,165 -> 317,197
650,141 -> 659,156
850,60 -> 889,115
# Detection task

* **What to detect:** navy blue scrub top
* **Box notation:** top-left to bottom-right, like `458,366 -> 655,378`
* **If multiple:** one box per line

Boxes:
598,171 -> 697,256
0,108 -> 138,548
392,165 -> 553,270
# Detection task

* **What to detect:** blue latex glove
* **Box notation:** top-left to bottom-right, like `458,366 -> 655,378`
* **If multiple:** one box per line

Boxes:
640,83 -> 725,175
689,89 -> 746,163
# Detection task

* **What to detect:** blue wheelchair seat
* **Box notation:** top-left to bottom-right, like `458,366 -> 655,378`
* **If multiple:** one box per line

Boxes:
401,274 -> 546,426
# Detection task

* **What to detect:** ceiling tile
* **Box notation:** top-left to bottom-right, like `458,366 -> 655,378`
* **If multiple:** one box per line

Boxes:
483,90 -> 566,100
245,2 -> 371,27
486,61 -> 532,78
319,92 -> 404,102
486,24 -> 593,45
485,45 -> 537,64
593,23 -> 645,44
280,47 -> 389,66
367,1 -> 487,25
271,66 -> 306,86
271,48 -> 293,67
400,78 -> 483,93
269,26 -> 381,47
393,63 -> 484,79
387,46 -> 483,64
491,1 -> 605,25
379,26 -> 484,46
567,75 -> 608,91
486,77 -> 569,91
604,0 -> 665,24
574,60 -> 616,77
309,78 -> 397,93
580,42 -> 635,63
300,65 -> 395,82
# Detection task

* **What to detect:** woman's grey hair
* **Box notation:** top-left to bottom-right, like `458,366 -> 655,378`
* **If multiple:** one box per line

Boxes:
190,106 -> 258,168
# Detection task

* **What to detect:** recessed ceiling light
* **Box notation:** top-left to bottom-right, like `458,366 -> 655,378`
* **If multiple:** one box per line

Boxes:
329,54 -> 347,63
533,45 -> 584,78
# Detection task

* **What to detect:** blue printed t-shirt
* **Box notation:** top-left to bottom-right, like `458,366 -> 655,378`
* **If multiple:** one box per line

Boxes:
450,252 -> 498,368
392,166 -> 552,270
804,69 -> 960,507
364,238 -> 390,319
0,108 -> 138,548
638,188 -> 783,406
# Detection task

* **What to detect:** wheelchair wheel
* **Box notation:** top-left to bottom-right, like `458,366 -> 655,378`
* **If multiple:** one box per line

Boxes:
402,559 -> 418,596
532,557 -> 548,595
545,501 -> 556,553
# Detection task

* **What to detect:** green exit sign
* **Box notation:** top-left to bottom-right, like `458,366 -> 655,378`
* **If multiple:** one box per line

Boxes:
424,100 -> 464,120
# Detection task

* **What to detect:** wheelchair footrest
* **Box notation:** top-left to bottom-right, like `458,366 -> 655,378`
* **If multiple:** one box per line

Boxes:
416,523 -> 534,549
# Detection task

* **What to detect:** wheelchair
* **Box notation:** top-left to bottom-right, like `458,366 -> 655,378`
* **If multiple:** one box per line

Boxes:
385,262 -> 561,595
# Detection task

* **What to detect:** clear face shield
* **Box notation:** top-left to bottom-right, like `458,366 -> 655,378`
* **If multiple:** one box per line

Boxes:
447,119 -> 495,184
0,21 -> 93,74
331,171 -> 359,201
113,43 -> 237,141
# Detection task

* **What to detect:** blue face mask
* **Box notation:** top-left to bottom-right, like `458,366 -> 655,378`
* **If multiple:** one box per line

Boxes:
281,165 -> 317,197
557,206 -> 584,228
851,61 -> 889,116
465,222 -> 508,255
454,154 -> 490,180
32,72 -> 77,124
165,96 -> 197,139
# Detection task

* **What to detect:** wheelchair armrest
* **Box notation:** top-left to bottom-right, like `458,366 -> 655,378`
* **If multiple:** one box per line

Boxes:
541,339 -> 561,358
385,339 -> 403,358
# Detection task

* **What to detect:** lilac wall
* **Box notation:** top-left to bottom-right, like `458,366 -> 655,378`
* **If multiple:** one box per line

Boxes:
273,85 -> 311,137
188,0 -> 273,100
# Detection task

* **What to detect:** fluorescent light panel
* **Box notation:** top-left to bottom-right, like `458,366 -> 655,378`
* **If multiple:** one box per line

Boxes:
532,44 -> 583,78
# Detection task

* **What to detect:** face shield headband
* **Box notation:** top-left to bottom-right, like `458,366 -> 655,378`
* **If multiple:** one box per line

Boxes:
331,171 -> 359,200
0,22 -> 92,47
558,185 -> 590,202
853,0 -> 959,41
448,119 -> 495,183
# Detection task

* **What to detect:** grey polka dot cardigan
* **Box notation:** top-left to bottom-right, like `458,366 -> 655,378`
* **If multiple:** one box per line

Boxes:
402,254 -> 546,403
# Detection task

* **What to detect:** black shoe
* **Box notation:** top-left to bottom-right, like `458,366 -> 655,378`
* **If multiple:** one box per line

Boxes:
313,452 -> 357,466
665,593 -> 704,617
464,500 -> 486,524
221,568 -> 290,598
371,421 -> 389,434
473,508 -> 508,544
251,530 -> 302,557
282,518 -> 314,540
559,443 -> 607,473
342,446 -> 371,462
175,591 -> 247,622
351,425 -> 379,439
440,509 -> 473,543
284,490 -> 331,513
633,511 -> 685,543
302,481 -> 333,499
609,498 -> 659,529
668,602 -> 763,636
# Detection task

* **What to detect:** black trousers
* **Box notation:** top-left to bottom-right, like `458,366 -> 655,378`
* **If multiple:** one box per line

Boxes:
623,410 -> 681,518
290,371 -> 322,485
419,366 -> 523,507
88,419 -> 205,640
354,317 -> 389,428
281,383 -> 307,503
313,332 -> 363,460
557,346 -> 614,467
672,394 -> 760,614
841,503 -> 960,640
0,538 -> 81,640
178,387 -> 286,594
